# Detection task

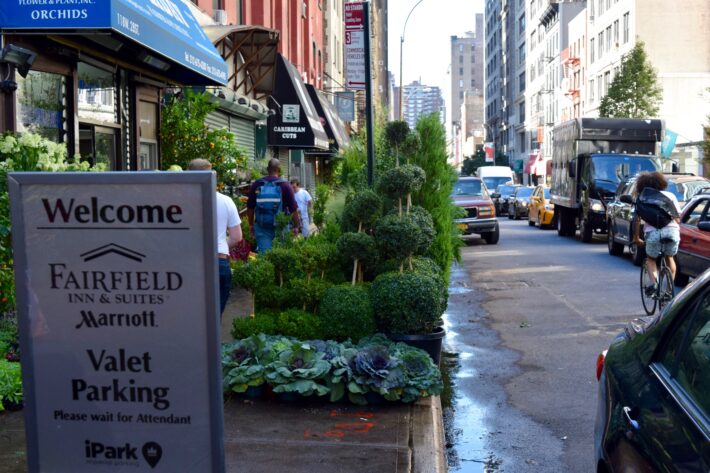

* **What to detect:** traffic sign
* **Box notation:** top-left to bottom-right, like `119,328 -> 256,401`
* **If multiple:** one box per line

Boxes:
345,2 -> 366,90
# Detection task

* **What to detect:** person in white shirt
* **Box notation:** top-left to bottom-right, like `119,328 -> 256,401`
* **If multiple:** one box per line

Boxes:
189,159 -> 242,316
290,178 -> 313,237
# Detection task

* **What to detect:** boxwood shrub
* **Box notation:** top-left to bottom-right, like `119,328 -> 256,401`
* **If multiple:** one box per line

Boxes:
318,285 -> 376,343
231,309 -> 324,341
370,271 -> 447,335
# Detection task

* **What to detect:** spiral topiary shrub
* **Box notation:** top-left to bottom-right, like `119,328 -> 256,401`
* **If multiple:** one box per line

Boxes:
318,285 -> 376,343
370,271 -> 447,335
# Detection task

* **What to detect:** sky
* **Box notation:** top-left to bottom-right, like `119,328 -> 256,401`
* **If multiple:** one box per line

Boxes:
387,0 -> 484,120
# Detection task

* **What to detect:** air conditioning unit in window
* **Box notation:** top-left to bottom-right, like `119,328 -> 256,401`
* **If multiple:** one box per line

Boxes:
213,9 -> 228,25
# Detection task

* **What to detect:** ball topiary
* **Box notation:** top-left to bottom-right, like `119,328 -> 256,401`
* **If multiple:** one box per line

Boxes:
385,120 -> 410,149
337,232 -> 378,284
265,247 -> 300,287
370,271 -> 447,335
374,214 -> 421,263
343,189 -> 383,232
407,206 -> 435,255
318,285 -> 376,343
377,164 -> 426,199
376,256 -> 442,278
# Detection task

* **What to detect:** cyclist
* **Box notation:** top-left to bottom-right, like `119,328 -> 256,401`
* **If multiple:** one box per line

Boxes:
632,171 -> 682,294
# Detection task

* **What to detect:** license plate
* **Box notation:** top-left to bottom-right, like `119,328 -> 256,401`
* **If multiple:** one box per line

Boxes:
457,223 -> 468,230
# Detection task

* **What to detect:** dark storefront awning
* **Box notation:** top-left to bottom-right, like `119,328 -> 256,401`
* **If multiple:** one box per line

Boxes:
205,25 -> 279,99
305,84 -> 350,154
267,55 -> 328,150
0,0 -> 228,86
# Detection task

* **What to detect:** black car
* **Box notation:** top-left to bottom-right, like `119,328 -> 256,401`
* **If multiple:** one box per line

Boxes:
508,186 -> 534,220
594,269 -> 710,472
607,174 -> 710,266
492,184 -> 520,216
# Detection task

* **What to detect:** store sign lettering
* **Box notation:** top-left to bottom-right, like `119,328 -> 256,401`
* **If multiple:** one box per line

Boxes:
148,0 -> 189,28
29,8 -> 89,20
274,126 -> 306,140
41,197 -> 183,224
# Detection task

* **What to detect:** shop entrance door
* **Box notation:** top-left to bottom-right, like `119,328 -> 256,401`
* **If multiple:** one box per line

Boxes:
79,124 -> 118,169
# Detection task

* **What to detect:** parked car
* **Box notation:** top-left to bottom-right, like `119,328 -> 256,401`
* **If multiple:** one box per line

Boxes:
607,174 -> 710,265
452,177 -> 499,244
594,268 -> 710,473
508,186 -> 534,220
491,184 -> 520,216
527,185 -> 554,228
675,190 -> 710,286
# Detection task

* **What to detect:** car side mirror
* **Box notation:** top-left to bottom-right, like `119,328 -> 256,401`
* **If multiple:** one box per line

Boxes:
698,221 -> 710,232
619,195 -> 634,205
491,193 -> 500,199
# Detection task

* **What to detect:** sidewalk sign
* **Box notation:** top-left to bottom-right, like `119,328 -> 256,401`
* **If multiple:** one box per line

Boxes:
344,2 -> 366,90
8,172 -> 225,473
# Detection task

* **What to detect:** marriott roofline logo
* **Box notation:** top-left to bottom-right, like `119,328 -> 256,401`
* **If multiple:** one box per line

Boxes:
41,197 -> 183,225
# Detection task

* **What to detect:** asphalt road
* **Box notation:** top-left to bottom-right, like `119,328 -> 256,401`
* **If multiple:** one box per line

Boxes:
444,218 -> 647,472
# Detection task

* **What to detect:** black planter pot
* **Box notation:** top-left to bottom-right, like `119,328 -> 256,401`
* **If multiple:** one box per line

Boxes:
387,326 -> 446,365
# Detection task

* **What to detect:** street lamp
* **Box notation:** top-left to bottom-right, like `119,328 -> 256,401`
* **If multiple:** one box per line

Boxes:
399,0 -> 426,120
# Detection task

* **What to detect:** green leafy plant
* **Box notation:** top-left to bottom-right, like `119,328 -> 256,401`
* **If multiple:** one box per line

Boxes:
376,256 -> 442,278
390,341 -> 443,403
232,257 -> 275,317
290,278 -> 331,313
231,308 -> 324,340
0,359 -> 22,411
313,184 -> 331,230
222,335 -> 269,393
374,214 -> 421,269
349,340 -> 405,403
264,341 -> 331,397
378,164 -> 426,214
318,285 -> 376,343
265,247 -> 300,287
384,121 -> 410,166
160,89 -> 248,190
599,41 -> 663,118
341,189 -> 383,233
336,232 -> 377,285
370,271 -> 447,335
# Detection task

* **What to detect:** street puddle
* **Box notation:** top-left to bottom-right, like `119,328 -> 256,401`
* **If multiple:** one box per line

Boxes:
449,286 -> 473,295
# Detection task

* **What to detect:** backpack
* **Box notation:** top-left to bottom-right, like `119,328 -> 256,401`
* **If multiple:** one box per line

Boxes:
255,178 -> 285,228
635,188 -> 679,229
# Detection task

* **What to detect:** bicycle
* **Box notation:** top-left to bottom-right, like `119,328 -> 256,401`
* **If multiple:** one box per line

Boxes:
639,239 -> 676,315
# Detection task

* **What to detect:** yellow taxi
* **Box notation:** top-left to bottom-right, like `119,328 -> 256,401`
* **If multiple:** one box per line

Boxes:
527,185 -> 555,228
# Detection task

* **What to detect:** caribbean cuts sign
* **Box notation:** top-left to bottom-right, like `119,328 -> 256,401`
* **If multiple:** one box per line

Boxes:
8,172 -> 225,472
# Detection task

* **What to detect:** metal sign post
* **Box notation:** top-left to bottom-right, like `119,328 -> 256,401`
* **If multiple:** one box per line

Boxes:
363,2 -> 375,187
9,172 -> 225,473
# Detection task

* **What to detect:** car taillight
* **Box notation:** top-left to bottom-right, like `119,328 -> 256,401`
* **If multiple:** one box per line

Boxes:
596,351 -> 607,381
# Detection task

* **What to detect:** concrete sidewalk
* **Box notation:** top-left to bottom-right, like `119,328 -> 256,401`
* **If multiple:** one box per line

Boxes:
0,291 -> 447,472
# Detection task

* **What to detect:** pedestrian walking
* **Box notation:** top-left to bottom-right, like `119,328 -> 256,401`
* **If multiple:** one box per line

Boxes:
291,178 -> 313,237
188,158 -> 242,316
246,158 -> 300,253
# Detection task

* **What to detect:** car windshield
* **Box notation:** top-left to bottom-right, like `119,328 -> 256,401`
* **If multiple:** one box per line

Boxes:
453,180 -> 485,196
667,180 -> 710,202
515,187 -> 533,198
483,176 -> 513,190
543,188 -> 551,199
590,155 -> 659,185
497,185 -> 518,196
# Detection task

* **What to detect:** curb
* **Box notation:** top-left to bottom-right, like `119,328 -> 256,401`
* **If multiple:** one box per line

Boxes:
411,395 -> 447,473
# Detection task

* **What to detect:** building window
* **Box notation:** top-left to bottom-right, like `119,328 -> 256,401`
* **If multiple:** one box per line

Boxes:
212,0 -> 224,9
613,20 -> 619,45
471,79 -> 475,87
604,71 -> 610,95
459,67 -> 464,75
16,70 -> 67,143
623,12 -> 630,43
606,25 -> 612,51
519,72 -> 525,92
598,32 -> 604,57
459,79 -> 464,88
590,38 -> 595,63
459,55 -> 464,64
459,44 -> 464,52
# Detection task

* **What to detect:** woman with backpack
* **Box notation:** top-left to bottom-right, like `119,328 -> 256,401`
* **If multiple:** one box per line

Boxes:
632,171 -> 682,292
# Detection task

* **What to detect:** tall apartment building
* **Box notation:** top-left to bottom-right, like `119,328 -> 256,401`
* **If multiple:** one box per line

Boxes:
500,0 -> 527,169
584,0 -> 710,171
525,0 -> 584,184
402,81 -> 445,129
450,14 -> 485,167
484,0 -> 503,155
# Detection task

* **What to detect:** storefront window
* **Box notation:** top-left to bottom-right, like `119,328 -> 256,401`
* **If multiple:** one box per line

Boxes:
15,70 -> 67,143
78,62 -> 117,124
138,100 -> 159,170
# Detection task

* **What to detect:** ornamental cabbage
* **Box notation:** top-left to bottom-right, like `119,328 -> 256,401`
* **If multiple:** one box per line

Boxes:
264,341 -> 331,397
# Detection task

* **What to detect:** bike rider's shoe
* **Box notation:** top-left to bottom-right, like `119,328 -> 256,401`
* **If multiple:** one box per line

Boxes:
645,284 -> 657,297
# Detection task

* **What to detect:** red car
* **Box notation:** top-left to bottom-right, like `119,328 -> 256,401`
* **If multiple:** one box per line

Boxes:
452,177 -> 499,244
675,190 -> 710,286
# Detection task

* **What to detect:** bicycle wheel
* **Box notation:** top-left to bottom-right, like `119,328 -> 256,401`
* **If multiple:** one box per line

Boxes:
657,266 -> 674,312
640,261 -> 657,315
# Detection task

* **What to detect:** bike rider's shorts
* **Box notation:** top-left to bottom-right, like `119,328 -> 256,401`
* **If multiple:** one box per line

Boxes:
645,226 -> 680,258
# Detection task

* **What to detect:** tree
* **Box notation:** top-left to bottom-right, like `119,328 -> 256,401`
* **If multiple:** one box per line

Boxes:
460,147 -> 508,176
599,41 -> 663,118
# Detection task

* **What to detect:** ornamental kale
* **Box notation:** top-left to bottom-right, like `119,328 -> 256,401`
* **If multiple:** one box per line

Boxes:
264,341 -> 331,397
391,343 -> 443,403
221,335 -> 269,393
306,339 -> 358,402
349,343 -> 406,402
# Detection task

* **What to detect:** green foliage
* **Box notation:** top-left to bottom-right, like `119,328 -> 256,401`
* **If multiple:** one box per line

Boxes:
342,189 -> 383,232
411,114 -> 462,281
374,214 -> 421,263
232,257 -> 275,292
0,316 -> 18,361
371,271 -> 447,334
254,285 -> 298,312
320,220 -> 342,244
461,147 -> 507,176
290,278 -> 332,313
222,335 -> 269,393
336,232 -> 377,265
0,359 -> 22,411
376,256 -> 442,277
313,184 -> 331,230
293,236 -> 337,280
404,206 -> 435,255
318,285 -> 376,342
231,309 -> 324,341
160,89 -> 248,189
264,341 -> 331,396
385,121 -> 410,149
599,41 -> 663,118
265,247 -> 300,287
377,164 -> 426,199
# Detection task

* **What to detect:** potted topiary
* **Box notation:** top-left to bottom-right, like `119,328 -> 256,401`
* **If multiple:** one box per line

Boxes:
318,285 -> 376,343
370,270 -> 447,363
